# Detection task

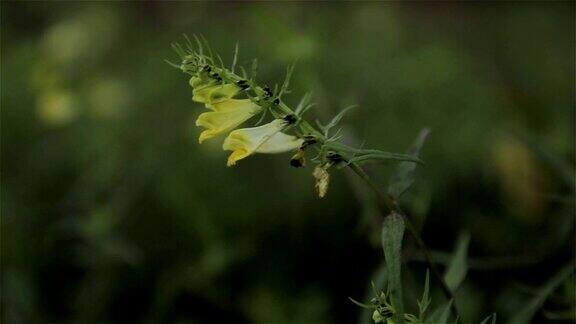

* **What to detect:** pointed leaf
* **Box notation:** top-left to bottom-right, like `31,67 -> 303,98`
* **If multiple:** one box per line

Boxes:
231,42 -> 239,72
349,152 -> 423,165
426,300 -> 453,324
323,142 -> 424,164
382,212 -> 405,323
418,269 -> 431,318
388,128 -> 430,199
323,105 -> 355,135
543,309 -> 576,321
507,263 -> 575,324
348,297 -> 374,309
479,313 -> 497,324
444,232 -> 471,292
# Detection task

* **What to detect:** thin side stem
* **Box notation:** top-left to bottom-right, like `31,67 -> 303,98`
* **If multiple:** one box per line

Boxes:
348,163 -> 461,319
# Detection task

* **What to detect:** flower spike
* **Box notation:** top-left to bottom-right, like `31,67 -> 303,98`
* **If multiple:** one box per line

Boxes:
173,38 -> 425,198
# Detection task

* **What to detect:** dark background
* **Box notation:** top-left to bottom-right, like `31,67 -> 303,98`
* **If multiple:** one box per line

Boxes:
2,2 -> 574,323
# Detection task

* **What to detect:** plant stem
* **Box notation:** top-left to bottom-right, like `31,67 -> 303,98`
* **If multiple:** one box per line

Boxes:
181,55 -> 460,318
347,162 -> 461,319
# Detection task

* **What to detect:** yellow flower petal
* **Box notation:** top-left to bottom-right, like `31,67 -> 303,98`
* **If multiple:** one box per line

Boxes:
192,83 -> 240,104
226,148 -> 250,166
222,119 -> 303,166
223,131 -> 252,166
189,76 -> 217,90
256,132 -> 303,154
195,99 -> 261,143
205,98 -> 253,112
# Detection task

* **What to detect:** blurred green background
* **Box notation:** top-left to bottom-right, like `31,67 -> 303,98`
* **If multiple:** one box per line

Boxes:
2,2 -> 574,323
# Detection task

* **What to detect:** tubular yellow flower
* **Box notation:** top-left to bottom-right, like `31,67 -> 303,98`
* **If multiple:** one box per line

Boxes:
189,75 -> 217,91
223,119 -> 303,166
195,99 -> 262,143
192,83 -> 240,104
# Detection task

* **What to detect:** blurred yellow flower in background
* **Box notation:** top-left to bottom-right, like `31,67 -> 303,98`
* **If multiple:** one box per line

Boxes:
491,136 -> 546,224
37,89 -> 78,126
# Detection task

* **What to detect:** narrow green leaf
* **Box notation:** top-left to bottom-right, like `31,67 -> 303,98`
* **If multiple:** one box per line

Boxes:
479,313 -> 497,324
543,309 -> 576,321
425,300 -> 453,324
404,314 -> 419,322
323,142 -> 424,165
231,42 -> 239,73
444,232 -> 471,292
418,269 -> 431,318
349,153 -> 423,165
325,142 -> 422,162
213,54 -> 223,69
199,34 -> 214,60
165,59 -> 181,70
437,300 -> 453,323
388,128 -> 430,199
279,63 -> 295,97
191,34 -> 204,57
295,92 -> 312,115
250,58 -> 258,80
323,105 -> 356,135
382,213 -> 405,323
507,263 -> 575,324
348,297 -> 375,309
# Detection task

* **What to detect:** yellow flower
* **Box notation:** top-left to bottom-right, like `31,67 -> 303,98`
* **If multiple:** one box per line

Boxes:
223,119 -> 303,166
195,99 -> 262,143
189,75 -> 217,91
192,83 -> 240,104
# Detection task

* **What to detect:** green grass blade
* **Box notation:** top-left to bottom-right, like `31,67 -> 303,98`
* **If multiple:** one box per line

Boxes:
425,300 -> 453,324
418,269 -> 431,318
444,232 -> 471,292
479,313 -> 497,324
507,263 -> 575,324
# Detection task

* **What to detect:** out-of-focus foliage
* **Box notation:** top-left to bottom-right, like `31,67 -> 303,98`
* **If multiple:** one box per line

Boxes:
1,2 -> 574,323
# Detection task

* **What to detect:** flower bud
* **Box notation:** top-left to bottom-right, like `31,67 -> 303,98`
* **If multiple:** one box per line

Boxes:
372,310 -> 384,323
